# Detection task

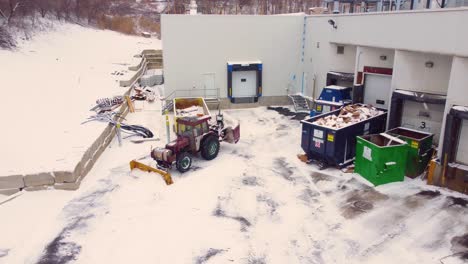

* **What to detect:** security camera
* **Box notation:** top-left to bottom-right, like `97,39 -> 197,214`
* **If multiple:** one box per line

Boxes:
328,19 -> 337,29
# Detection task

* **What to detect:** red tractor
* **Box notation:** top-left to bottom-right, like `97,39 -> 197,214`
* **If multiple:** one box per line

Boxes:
151,112 -> 240,173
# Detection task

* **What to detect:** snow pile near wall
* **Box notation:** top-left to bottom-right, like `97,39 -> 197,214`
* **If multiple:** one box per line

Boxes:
0,23 -> 160,177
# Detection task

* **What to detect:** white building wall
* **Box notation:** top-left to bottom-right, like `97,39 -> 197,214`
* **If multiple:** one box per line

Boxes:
161,14 -> 304,98
303,16 -> 356,98
392,50 -> 453,94
306,8 -> 468,57
437,56 -> 468,155
355,46 -> 395,81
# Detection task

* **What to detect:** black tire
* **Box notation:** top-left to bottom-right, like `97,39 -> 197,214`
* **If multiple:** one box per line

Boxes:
201,135 -> 220,161
176,152 -> 192,173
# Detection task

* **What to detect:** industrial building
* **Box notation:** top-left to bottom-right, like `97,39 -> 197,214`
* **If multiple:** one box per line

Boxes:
161,7 -> 468,193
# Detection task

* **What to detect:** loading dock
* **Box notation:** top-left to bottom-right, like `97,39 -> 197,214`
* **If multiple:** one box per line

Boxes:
227,61 -> 263,104
430,106 -> 468,194
388,90 -> 446,145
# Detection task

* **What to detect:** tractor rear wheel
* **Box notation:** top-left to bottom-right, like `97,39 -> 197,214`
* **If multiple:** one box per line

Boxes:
176,152 -> 192,173
201,135 -> 220,160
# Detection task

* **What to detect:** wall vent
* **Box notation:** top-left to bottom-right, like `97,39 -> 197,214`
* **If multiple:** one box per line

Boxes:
337,45 -> 345,54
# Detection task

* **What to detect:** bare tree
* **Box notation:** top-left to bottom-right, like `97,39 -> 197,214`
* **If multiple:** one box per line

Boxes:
35,0 -> 50,18
0,0 -> 23,24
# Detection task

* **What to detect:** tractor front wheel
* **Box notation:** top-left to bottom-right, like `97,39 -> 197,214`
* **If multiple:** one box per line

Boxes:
176,152 -> 192,173
201,135 -> 220,160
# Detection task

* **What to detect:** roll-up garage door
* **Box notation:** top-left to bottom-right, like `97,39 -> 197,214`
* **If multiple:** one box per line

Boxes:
232,71 -> 257,98
364,74 -> 392,109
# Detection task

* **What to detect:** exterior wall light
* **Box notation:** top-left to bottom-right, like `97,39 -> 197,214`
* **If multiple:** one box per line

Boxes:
328,19 -> 337,29
380,55 -> 387,61
425,61 -> 434,68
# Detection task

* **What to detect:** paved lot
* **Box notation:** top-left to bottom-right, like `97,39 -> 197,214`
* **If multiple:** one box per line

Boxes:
1,107 -> 467,264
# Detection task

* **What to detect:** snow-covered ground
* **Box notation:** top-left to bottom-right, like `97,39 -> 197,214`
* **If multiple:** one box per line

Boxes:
0,23 -> 159,176
0,98 -> 467,264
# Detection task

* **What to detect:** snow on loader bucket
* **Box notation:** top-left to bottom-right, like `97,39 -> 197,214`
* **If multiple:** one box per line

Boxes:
129,160 -> 173,185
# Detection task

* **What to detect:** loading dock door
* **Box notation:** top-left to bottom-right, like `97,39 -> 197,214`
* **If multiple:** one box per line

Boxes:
456,120 -> 468,165
401,101 -> 444,145
232,71 -> 257,98
364,74 -> 392,109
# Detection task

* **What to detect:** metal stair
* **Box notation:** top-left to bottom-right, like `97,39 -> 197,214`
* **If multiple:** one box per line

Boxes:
289,94 -> 310,112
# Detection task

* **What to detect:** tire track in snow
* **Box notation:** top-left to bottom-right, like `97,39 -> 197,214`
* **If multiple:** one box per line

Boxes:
0,249 -> 9,258
36,164 -> 128,263
194,248 -> 226,264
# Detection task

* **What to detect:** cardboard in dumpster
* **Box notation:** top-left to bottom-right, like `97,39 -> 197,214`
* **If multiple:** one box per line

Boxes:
313,104 -> 384,129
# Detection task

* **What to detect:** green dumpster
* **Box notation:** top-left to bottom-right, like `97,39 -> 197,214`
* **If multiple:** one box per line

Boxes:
355,134 -> 408,186
386,127 -> 434,178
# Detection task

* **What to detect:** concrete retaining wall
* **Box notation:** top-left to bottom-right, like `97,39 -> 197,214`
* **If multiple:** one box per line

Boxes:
0,50 -> 160,194
0,92 -> 130,194
125,50 -> 163,83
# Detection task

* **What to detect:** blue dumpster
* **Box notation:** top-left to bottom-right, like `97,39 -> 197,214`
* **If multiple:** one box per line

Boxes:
301,104 -> 388,168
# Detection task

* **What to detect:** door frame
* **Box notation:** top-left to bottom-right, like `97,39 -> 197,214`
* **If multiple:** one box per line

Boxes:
202,72 -> 217,98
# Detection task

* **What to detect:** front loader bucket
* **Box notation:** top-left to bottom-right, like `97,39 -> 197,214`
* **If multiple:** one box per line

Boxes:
222,125 -> 240,144
233,124 -> 240,143
129,160 -> 173,185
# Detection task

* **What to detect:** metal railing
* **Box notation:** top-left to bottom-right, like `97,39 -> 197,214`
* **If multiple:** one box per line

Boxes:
161,88 -> 220,113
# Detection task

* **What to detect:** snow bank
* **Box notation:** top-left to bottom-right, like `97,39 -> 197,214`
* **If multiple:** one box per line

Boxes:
0,23 -> 160,177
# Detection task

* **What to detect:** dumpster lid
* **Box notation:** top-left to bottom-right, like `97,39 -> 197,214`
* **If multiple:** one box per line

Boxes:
387,127 -> 433,139
314,99 -> 346,106
324,85 -> 350,90
360,134 -> 407,147
380,133 -> 407,145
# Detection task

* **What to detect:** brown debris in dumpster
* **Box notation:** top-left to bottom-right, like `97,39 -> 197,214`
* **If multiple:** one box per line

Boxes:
313,104 -> 384,129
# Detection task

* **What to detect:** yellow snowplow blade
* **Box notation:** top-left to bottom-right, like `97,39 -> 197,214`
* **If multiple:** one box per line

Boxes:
129,160 -> 173,185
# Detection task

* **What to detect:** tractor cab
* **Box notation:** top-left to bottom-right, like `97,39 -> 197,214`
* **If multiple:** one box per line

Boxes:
176,116 -> 211,137
172,115 -> 214,153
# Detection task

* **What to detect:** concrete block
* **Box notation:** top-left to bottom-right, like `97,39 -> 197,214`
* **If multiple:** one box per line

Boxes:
83,146 -> 94,162
23,172 -> 55,187
82,158 -> 97,177
89,138 -> 100,157
0,175 -> 25,189
54,181 -> 81,191
105,130 -> 117,146
0,188 -> 20,196
54,171 -> 76,183
73,161 -> 84,178
24,186 -> 51,192
94,144 -> 106,161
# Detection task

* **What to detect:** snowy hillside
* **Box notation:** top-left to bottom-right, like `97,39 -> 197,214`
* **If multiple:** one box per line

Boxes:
0,23 -> 160,176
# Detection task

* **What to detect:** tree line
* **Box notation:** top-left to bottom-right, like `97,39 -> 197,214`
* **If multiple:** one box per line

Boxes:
171,0 -> 321,15
0,0 -> 321,48
0,0 -> 321,25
